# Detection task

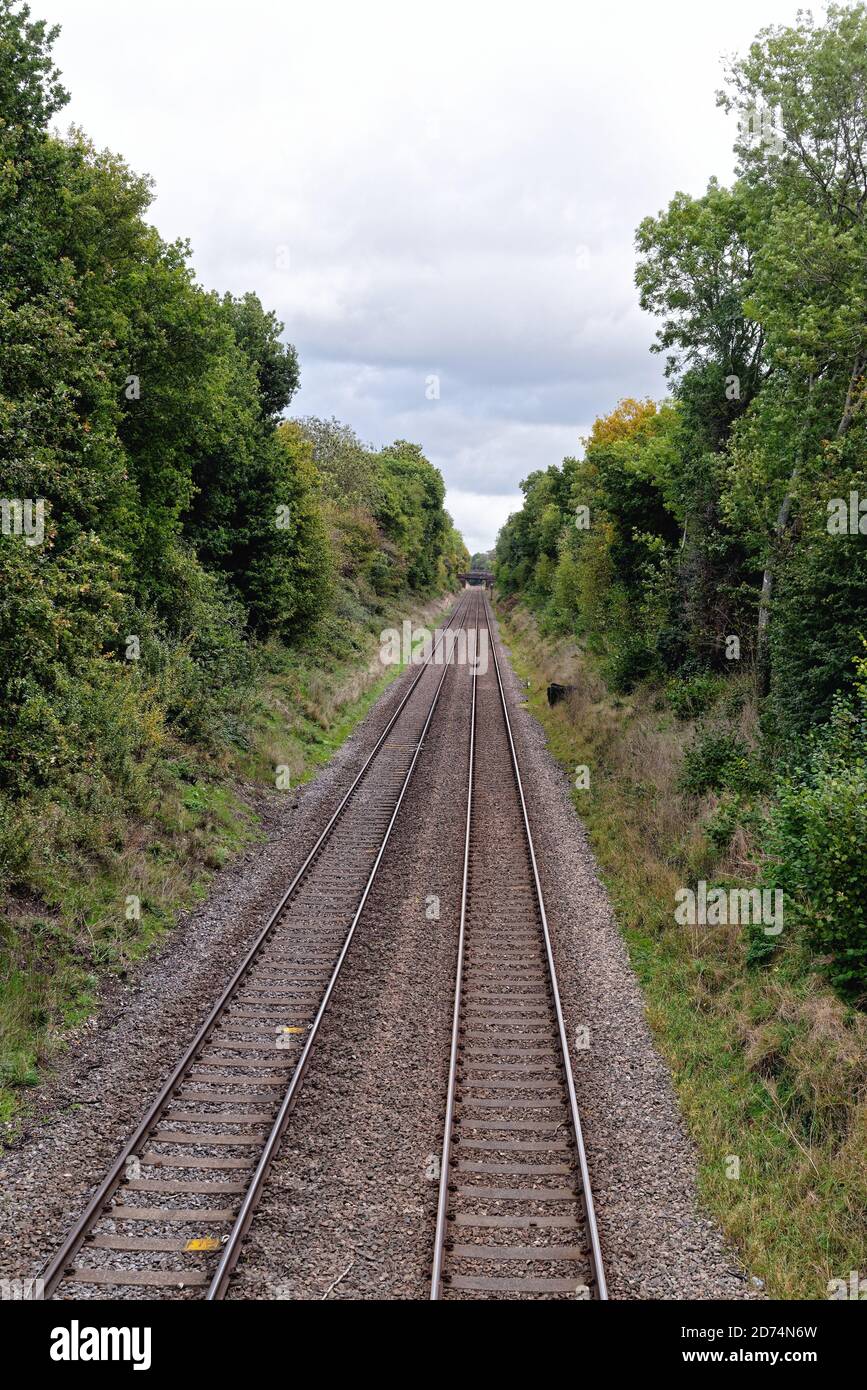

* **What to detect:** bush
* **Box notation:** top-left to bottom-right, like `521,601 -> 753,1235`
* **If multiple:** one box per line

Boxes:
762,657 -> 867,998
768,474 -> 867,739
704,793 -> 743,855
680,729 -> 763,796
133,543 -> 254,747
666,672 -> 721,719
603,634 -> 657,692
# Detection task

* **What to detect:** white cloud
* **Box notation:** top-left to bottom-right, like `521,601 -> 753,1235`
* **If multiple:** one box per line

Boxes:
446,490 -> 525,559
48,0 -> 808,549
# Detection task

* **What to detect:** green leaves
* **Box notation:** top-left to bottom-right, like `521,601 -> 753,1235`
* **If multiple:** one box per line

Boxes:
721,3 -> 867,230
763,658 -> 867,995
0,0 -> 68,145
635,180 -> 764,395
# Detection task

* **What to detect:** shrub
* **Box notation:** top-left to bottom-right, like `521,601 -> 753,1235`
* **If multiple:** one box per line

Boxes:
680,729 -> 763,797
603,633 -> 657,692
704,794 -> 742,856
768,477 -> 867,739
762,656 -> 867,998
666,672 -> 721,719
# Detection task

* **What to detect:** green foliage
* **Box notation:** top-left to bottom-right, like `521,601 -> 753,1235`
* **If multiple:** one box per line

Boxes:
603,632 -> 658,693
679,730 -> 763,797
295,417 -> 467,605
666,673 -> 722,720
635,180 -> 764,398
704,792 -> 755,857
469,549 -> 494,570
761,654 -> 867,997
496,400 -> 684,671
766,468 -> 867,738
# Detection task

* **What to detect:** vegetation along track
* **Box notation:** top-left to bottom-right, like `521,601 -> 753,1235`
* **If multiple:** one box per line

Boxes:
39,593 -> 481,1301
431,594 -> 606,1301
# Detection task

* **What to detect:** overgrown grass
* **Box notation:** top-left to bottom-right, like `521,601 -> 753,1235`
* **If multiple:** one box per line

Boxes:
0,771 -> 254,1123
239,593 -> 443,789
498,597 -> 867,1300
0,590 -> 455,1129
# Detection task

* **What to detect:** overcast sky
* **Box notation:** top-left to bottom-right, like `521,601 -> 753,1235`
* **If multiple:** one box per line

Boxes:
48,0 -> 808,553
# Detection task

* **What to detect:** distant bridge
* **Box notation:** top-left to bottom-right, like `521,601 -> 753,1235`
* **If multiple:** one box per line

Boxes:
458,571 -> 494,589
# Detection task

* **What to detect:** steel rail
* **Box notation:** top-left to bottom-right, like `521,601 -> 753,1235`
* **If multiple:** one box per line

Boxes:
429,595 -> 477,1299
39,592 -> 475,1300
485,595 -> 607,1299
430,594 -> 607,1300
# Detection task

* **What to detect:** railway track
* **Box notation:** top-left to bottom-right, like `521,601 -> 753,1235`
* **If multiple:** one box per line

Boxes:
430,593 -> 606,1300
37,586 -> 604,1301
39,591 -> 482,1301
